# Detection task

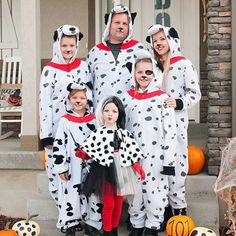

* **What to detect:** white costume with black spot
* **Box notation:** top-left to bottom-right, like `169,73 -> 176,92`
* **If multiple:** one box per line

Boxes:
122,49 -> 177,230
87,5 -> 144,108
39,25 -> 92,204
53,112 -> 102,230
148,25 -> 201,210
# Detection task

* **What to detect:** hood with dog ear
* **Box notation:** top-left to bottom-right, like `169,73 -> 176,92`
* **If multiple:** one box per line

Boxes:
147,24 -> 181,57
129,49 -> 163,91
102,5 -> 136,44
66,82 -> 93,113
52,24 -> 83,64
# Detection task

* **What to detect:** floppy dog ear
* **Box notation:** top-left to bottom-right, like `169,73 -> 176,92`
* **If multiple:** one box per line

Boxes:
131,12 -> 137,24
53,30 -> 58,42
67,83 -> 73,92
126,62 -> 132,74
104,13 -> 109,25
79,32 -> 84,41
169,27 -> 179,39
146,36 -> 151,43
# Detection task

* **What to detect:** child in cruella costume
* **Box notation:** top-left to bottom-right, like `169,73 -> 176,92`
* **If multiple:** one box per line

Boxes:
76,96 -> 145,236
146,24 -> 201,228
122,49 -> 177,236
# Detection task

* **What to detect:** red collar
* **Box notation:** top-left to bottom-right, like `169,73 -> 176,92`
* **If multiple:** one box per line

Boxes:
47,58 -> 81,72
97,40 -> 139,51
170,56 -> 185,65
128,89 -> 166,100
64,113 -> 95,123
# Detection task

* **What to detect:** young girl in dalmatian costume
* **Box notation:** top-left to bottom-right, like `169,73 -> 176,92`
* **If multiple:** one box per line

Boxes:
53,83 -> 96,235
39,25 -> 102,234
87,5 -> 144,108
146,24 -> 201,224
76,96 -> 145,236
121,49 -> 177,236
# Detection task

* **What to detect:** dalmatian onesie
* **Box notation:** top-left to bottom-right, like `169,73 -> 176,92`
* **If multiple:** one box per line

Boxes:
39,25 -> 91,203
122,49 -> 177,231
147,25 -> 201,211
87,5 -> 144,108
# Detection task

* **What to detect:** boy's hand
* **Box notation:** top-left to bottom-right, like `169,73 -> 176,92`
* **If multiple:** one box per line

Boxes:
59,171 -> 69,181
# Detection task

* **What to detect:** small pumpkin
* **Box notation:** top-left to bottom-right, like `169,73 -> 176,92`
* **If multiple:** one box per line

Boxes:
0,230 -> 18,236
190,227 -> 217,236
166,215 -> 196,236
188,146 -> 205,175
41,150 -> 46,169
12,214 -> 40,236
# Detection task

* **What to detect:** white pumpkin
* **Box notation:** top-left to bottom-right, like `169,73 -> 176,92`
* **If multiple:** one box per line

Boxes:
190,227 -> 217,236
12,214 -> 40,236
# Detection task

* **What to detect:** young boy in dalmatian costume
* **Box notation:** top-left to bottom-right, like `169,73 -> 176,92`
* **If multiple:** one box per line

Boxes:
39,25 -> 102,235
146,24 -> 201,229
87,5 -> 144,108
121,49 -> 177,236
53,83 -> 97,235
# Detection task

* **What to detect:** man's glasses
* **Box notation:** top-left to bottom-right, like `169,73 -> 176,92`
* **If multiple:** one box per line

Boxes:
136,70 -> 154,76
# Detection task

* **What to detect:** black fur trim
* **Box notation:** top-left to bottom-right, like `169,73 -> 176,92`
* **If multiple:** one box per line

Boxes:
41,137 -> 54,148
53,30 -> 58,41
146,35 -> 151,43
79,32 -> 83,41
175,99 -> 183,110
169,27 -> 179,39
131,12 -> 137,24
104,13 -> 109,25
126,62 -> 132,73
160,166 -> 175,176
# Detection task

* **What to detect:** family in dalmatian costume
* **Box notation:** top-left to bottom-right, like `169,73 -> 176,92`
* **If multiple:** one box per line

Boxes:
87,5 -> 144,108
53,83 -> 98,233
122,49 -> 177,236
39,25 -> 102,235
146,24 -> 201,222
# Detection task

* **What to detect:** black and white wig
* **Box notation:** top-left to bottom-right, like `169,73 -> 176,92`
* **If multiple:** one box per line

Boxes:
95,96 -> 126,129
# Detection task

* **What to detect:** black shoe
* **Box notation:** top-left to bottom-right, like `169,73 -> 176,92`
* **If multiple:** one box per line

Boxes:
112,228 -> 118,236
144,228 -> 158,236
103,230 -> 113,236
65,231 -> 75,236
158,205 -> 173,232
174,208 -> 187,215
128,227 -> 144,236
126,214 -> 133,231
84,224 -> 102,236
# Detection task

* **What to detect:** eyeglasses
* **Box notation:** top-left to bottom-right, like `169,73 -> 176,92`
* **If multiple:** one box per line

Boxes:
136,70 -> 154,76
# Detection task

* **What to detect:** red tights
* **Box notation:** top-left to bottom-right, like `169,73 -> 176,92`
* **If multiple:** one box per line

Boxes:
101,182 -> 123,231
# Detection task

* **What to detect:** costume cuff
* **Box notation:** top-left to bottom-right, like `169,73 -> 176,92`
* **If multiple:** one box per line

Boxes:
161,166 -> 175,176
41,137 -> 54,148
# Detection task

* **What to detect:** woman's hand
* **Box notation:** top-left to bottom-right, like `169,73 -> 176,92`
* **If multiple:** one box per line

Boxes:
59,171 -> 69,181
164,97 -> 177,108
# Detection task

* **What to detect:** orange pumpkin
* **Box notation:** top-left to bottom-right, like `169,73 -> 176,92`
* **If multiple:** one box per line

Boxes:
188,146 -> 205,175
0,230 -> 18,236
166,215 -> 196,236
41,150 -> 46,169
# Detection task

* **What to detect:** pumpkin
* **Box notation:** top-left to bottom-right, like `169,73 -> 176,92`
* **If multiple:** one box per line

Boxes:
166,215 -> 196,236
190,227 -> 217,236
188,146 -> 205,175
0,230 -> 18,236
12,214 -> 40,236
41,150 -> 46,169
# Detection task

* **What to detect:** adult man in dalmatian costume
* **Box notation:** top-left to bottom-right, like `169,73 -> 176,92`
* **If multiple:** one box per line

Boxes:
39,25 -> 102,235
87,5 -> 144,108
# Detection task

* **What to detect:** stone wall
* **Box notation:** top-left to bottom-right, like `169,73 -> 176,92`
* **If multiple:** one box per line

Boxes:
207,0 -> 232,175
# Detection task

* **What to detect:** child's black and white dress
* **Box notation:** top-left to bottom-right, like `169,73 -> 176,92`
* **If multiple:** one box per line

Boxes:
80,127 -> 144,196
53,111 -> 99,230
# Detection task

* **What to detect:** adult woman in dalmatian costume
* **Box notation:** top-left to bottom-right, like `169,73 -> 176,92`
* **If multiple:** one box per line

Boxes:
87,5 -> 144,108
53,83 -> 96,235
146,24 -> 201,227
122,49 -> 177,236
76,96 -> 145,236
39,25 -> 102,234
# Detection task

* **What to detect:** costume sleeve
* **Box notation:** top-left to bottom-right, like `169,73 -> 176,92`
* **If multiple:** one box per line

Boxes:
53,118 -> 69,174
161,100 -> 177,169
181,59 -> 201,110
39,66 -> 54,145
86,48 -> 96,86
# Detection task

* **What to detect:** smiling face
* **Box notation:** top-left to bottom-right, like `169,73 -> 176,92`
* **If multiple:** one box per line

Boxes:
102,102 -> 119,129
135,60 -> 154,91
109,12 -> 129,44
69,90 -> 87,116
152,30 -> 170,60
60,35 -> 77,63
